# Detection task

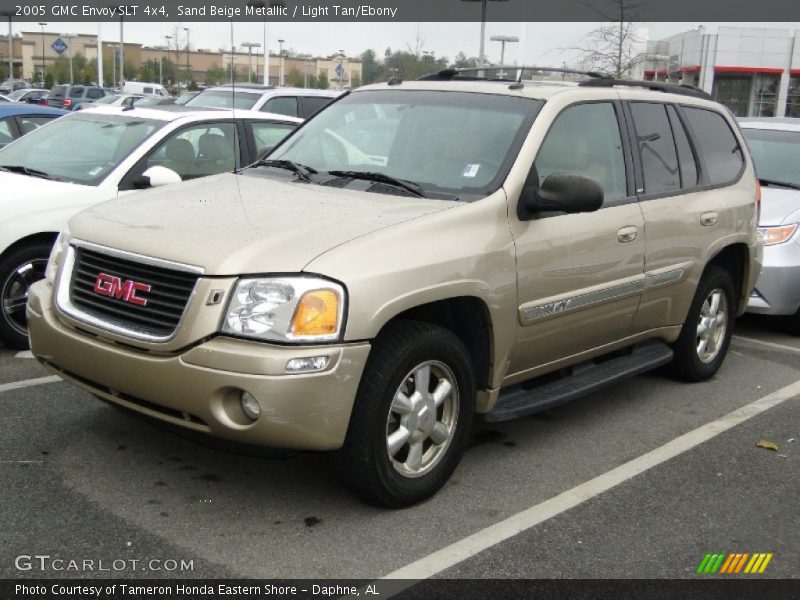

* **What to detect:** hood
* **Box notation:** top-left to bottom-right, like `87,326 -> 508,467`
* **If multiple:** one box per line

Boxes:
0,170 -> 89,204
759,186 -> 800,226
69,172 -> 460,275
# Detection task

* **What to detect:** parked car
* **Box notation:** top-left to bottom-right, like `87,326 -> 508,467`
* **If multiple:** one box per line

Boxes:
739,117 -> 800,332
185,84 -> 340,118
74,93 -> 145,110
47,84 -> 115,110
7,88 -> 48,104
27,72 -> 760,506
0,79 -> 30,94
0,103 -> 67,149
0,94 -> 10,103
0,105 -> 301,347
134,96 -> 177,108
174,91 -> 201,105
122,81 -> 169,97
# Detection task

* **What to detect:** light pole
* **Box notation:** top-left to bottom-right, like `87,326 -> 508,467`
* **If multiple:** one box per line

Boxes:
304,59 -> 312,88
38,22 -> 47,84
163,35 -> 171,86
490,35 -> 518,77
460,0 -> 508,68
242,42 -> 260,83
118,13 -> 124,86
183,27 -> 190,86
64,33 -> 76,83
338,49 -> 344,90
277,39 -> 284,86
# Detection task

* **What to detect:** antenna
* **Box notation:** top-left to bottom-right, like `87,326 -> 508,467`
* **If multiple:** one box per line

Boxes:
230,19 -> 236,174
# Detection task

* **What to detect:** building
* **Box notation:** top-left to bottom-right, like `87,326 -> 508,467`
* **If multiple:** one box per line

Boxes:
3,30 -> 361,90
640,26 -> 800,118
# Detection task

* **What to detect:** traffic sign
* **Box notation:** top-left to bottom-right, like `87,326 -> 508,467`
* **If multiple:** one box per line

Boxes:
51,38 -> 68,55
335,63 -> 344,76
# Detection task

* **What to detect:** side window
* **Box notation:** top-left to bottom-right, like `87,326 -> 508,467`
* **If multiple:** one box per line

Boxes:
143,122 -> 239,181
144,87 -> 154,95
0,117 -> 14,145
250,121 -> 297,157
262,96 -> 298,117
629,102 -> 680,194
87,88 -> 104,100
682,107 -> 744,185
666,106 -> 698,188
300,96 -> 333,118
534,102 -> 627,202
16,115 -> 55,136
69,87 -> 84,98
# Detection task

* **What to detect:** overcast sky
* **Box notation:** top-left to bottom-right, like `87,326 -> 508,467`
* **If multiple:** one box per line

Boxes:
13,21 -> 800,64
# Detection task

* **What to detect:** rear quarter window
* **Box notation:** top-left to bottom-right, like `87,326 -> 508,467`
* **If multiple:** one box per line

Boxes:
682,106 -> 744,186
51,86 -> 67,98
69,87 -> 85,98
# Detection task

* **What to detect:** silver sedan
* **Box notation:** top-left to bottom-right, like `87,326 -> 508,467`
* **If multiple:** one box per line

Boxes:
739,118 -> 800,332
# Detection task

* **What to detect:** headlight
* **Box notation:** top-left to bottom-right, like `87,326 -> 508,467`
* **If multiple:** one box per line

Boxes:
759,223 -> 798,246
45,226 -> 70,284
221,276 -> 345,343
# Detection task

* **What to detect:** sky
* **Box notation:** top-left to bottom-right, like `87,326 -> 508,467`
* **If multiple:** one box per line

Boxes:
12,21 -> 800,65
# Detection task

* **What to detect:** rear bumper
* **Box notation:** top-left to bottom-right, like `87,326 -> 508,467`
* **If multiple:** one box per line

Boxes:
747,239 -> 800,316
27,280 -> 371,451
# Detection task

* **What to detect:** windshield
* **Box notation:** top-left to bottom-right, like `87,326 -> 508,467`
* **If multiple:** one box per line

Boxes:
185,90 -> 260,110
742,128 -> 800,188
93,95 -> 121,105
267,90 -> 542,199
0,112 -> 165,185
8,89 -> 27,100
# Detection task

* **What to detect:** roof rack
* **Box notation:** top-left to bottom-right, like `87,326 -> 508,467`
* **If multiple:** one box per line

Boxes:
418,66 -> 612,84
578,78 -> 712,99
213,82 -> 275,90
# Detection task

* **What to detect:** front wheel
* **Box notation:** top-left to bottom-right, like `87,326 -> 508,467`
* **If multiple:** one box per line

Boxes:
669,265 -> 736,382
0,243 -> 52,349
332,321 -> 475,507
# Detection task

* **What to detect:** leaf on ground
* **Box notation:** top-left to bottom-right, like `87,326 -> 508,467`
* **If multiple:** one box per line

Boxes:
756,439 -> 779,452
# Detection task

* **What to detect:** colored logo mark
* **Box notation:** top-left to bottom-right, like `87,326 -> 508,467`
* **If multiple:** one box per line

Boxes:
696,552 -> 773,574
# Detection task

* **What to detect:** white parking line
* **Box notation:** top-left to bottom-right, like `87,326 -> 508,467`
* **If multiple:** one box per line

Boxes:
15,350 -> 34,359
379,379 -> 800,585
0,375 -> 62,394
733,336 -> 800,355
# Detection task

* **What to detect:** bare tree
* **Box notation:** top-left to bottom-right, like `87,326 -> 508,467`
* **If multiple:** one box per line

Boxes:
562,0 -> 647,78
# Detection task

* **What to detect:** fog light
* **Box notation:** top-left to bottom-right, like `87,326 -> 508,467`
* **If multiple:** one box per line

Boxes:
240,391 -> 261,420
286,356 -> 329,373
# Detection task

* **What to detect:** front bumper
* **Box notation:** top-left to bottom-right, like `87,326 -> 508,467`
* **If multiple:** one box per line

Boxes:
747,238 -> 800,316
27,280 -> 370,451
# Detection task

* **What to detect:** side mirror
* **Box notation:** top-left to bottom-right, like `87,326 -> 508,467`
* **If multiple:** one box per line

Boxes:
525,173 -> 604,214
132,165 -> 182,189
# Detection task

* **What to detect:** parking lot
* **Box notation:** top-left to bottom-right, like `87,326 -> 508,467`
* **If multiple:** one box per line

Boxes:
1,315 -> 797,583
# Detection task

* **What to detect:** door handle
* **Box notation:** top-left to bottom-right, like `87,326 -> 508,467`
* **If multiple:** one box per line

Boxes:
700,211 -> 719,226
617,226 -> 638,243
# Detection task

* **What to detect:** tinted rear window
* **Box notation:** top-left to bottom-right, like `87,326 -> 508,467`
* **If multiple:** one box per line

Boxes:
51,86 -> 67,98
630,102 -> 680,194
69,87 -> 84,98
683,107 -> 744,186
301,96 -> 334,118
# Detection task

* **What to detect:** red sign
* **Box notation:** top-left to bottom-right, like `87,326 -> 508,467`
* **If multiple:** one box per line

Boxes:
93,273 -> 151,306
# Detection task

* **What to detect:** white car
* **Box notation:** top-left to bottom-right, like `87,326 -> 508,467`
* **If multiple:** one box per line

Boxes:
185,84 -> 340,119
75,93 -> 145,110
0,105 -> 301,348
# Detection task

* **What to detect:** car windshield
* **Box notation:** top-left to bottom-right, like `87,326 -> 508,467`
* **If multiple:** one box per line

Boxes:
185,90 -> 260,110
0,112 -> 165,185
94,95 -> 121,105
742,128 -> 800,188
266,89 -> 542,199
7,89 -> 27,100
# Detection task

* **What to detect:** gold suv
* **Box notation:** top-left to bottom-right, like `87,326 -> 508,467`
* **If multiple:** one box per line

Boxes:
28,69 -> 761,507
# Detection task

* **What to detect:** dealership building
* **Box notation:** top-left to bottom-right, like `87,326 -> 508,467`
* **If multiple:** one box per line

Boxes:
640,26 -> 800,118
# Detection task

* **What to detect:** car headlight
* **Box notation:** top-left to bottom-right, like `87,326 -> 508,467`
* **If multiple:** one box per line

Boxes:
759,223 -> 798,246
45,226 -> 71,284
221,276 -> 346,343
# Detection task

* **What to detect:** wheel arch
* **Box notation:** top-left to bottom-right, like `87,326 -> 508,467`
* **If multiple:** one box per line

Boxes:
705,242 -> 751,316
0,232 -> 59,263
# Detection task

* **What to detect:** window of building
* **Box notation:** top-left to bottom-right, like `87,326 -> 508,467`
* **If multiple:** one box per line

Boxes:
787,76 -> 800,118
712,74 -> 750,117
751,74 -> 780,117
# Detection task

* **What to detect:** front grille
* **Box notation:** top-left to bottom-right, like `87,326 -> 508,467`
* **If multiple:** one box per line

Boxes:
69,247 -> 199,338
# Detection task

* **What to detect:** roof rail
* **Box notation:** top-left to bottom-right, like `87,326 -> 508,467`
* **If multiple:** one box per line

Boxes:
578,78 -> 712,99
418,66 -> 612,83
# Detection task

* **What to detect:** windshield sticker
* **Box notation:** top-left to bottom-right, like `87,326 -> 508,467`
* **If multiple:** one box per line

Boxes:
462,163 -> 481,178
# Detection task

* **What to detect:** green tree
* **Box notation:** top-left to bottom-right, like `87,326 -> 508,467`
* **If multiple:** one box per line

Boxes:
316,72 -> 329,89
451,52 -> 478,69
351,74 -> 361,88
44,72 -> 54,89
205,63 -> 226,85
360,49 -> 383,84
286,67 -> 304,88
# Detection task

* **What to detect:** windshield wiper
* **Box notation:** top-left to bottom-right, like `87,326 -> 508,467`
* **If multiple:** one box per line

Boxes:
326,170 -> 427,198
0,165 -> 64,181
758,178 -> 800,191
253,159 -> 317,182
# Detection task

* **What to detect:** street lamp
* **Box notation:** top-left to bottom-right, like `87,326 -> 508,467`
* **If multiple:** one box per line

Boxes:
242,42 -> 261,83
183,27 -> 191,86
460,0 -> 508,68
163,35 -> 171,86
489,35 -> 518,77
338,49 -> 345,90
277,39 -> 284,86
63,33 -> 77,83
38,22 -> 47,84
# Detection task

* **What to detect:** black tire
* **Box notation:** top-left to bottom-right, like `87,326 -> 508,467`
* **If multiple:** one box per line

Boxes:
331,320 -> 475,507
669,265 -> 736,382
784,311 -> 800,336
0,242 -> 52,349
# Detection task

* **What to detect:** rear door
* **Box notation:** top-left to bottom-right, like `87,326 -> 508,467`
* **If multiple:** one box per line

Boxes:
627,101 -> 746,332
508,100 -> 646,376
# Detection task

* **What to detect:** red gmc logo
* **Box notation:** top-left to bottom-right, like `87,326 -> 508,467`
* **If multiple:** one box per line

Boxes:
93,273 -> 151,306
